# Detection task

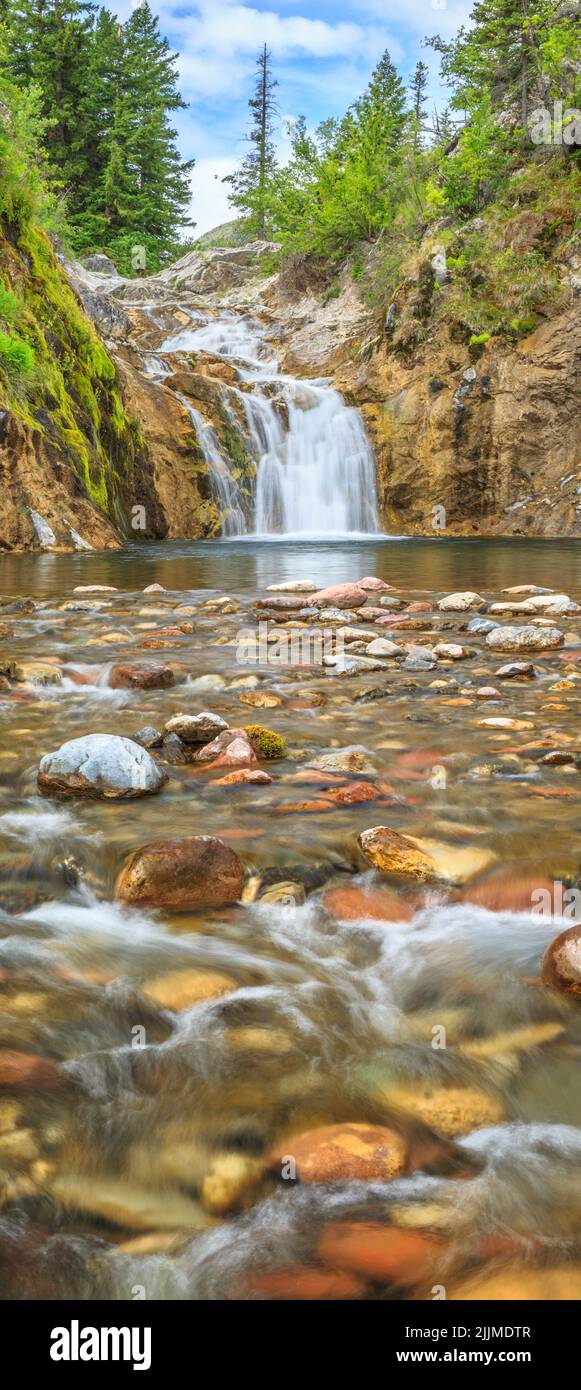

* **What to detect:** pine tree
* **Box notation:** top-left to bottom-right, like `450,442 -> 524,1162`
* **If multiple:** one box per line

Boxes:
225,44 -> 279,238
410,59 -> 429,148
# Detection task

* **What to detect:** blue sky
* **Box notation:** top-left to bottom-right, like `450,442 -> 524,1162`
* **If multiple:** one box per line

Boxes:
116,0 -> 472,234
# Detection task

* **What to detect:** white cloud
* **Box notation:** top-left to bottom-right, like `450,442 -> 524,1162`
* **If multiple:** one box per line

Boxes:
188,154 -> 239,237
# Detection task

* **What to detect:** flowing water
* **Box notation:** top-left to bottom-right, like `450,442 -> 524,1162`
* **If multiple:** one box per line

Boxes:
1,536 -> 581,1301
160,315 -> 379,537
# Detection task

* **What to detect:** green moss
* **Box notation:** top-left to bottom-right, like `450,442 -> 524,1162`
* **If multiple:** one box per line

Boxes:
244,725 -> 286,759
0,331 -> 35,380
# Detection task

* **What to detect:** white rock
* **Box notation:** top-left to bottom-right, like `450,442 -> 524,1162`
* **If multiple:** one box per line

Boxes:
438,592 -> 485,612
486,625 -> 564,652
366,637 -> 403,657
38,734 -> 166,799
266,581 -> 316,593
433,643 -> 467,660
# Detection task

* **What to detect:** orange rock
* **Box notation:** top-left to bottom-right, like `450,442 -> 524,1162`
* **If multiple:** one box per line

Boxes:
328,781 -> 382,806
463,868 -> 557,913
541,923 -> 581,997
115,835 -> 244,911
0,1050 -> 64,1093
244,1265 -> 364,1300
358,826 -> 436,879
267,1122 -> 408,1184
317,1222 -> 443,1287
109,662 -> 175,689
213,769 -> 272,786
323,885 -> 413,922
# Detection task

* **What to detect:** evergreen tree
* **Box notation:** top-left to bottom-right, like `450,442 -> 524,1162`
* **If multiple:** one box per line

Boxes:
410,59 -> 429,149
225,43 -> 279,237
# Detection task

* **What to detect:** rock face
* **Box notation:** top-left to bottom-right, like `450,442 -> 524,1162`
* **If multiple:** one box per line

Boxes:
115,835 -> 245,910
38,734 -> 166,799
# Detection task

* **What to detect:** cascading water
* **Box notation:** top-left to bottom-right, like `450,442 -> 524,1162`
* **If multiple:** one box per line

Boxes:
161,315 -> 380,537
174,393 -> 246,538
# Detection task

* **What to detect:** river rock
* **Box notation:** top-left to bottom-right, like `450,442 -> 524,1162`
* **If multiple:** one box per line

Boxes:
383,1084 -> 506,1137
73,584 -> 117,593
476,686 -> 501,699
438,591 -> 485,611
115,835 -> 245,910
109,661 -> 175,689
133,726 -> 163,748
357,576 -> 393,592
163,712 -> 228,742
0,1050 -> 64,1093
541,924 -> 581,997
213,767 -> 272,785
366,637 -> 403,657
38,734 -> 166,799
207,736 -> 257,770
193,728 -> 249,762
358,826 -> 436,879
14,661 -> 63,686
186,674 -> 226,692
433,643 -> 467,660
467,617 -> 497,634
311,583 -> 368,609
259,880 -> 306,905
463,869 -> 557,913
450,1266 -> 581,1301
243,1266 -> 363,1301
317,1223 -> 442,1288
267,1123 -> 408,1184
306,747 -> 377,775
142,969 -> 237,1010
323,885 -> 414,922
51,1174 -> 207,1231
495,660 -> 535,678
486,625 -> 564,652
256,595 -> 310,611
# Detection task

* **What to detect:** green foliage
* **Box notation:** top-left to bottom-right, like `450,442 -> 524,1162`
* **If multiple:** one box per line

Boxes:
0,330 -> 35,380
224,45 -> 279,239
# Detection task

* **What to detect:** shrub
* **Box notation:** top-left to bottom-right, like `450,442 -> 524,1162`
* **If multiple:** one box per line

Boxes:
0,332 -> 35,380
244,725 -> 286,759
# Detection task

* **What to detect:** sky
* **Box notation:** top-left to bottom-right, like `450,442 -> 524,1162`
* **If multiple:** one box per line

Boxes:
117,0 -> 473,236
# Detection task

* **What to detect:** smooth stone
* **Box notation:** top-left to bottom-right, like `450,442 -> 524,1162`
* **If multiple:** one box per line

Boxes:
476,686 -> 501,699
366,637 -> 403,657
0,1050 -> 64,1093
359,826 -> 495,883
201,1154 -> 265,1216
267,1123 -> 408,1184
186,674 -> 226,691
243,1266 -> 363,1301
541,924 -> 581,997
486,625 -> 564,652
433,643 -> 467,660
311,583 -> 368,609
495,661 -> 535,678
323,885 -> 413,922
467,617 -> 497,634
382,1084 -> 506,1137
478,716 -> 534,729
51,1175 -> 208,1231
450,1267 -> 581,1301
133,726 -> 163,749
357,576 -> 393,592
115,835 -> 244,910
162,732 -> 187,764
503,585 -> 553,595
142,969 -> 237,1010
72,584 -> 117,593
38,734 -> 166,800
163,712 -> 228,743
438,591 -> 485,612
213,768 -> 272,785
259,881 -> 306,905
266,581 -> 316,593
143,583 -> 167,593
306,747 -> 377,775
193,728 -> 249,762
14,661 -> 63,686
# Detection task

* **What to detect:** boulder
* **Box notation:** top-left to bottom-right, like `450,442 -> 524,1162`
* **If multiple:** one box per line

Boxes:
486,625 -> 564,652
358,826 -> 436,880
38,734 -> 166,799
323,885 -> 413,922
311,583 -> 368,609
115,835 -> 244,910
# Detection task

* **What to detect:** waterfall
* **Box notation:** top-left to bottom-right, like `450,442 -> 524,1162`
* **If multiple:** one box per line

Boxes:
161,314 -> 380,538
174,393 -> 246,538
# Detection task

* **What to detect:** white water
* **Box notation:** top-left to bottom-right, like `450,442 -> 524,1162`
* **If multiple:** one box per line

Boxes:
161,315 -> 380,538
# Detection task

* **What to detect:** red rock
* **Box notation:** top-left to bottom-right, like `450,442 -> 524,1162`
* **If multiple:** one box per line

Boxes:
115,835 -> 245,911
311,583 -> 368,609
541,924 -> 581,997
323,885 -> 414,922
407,601 -> 432,612
0,1050 -> 63,1093
243,1265 -> 364,1300
267,1122 -> 408,1184
463,869 -> 557,914
256,595 -> 309,611
213,768 -> 272,785
205,737 -> 257,770
276,798 -> 335,814
194,729 -> 249,763
109,662 -> 175,689
317,1222 -> 443,1287
328,781 -> 382,806
355,606 -> 387,619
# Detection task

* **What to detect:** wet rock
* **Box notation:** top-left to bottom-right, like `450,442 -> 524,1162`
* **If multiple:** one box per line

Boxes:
0,623 -> 14,639
307,747 -> 377,775
464,869 -> 556,913
109,661 -> 175,689
476,686 -> 501,699
259,881 -> 306,905
478,716 -> 534,730
133,726 -> 163,749
201,1154 -> 265,1216
142,969 -> 237,1010
115,835 -> 244,910
358,576 -> 393,592
541,924 -> 581,997
214,767 -> 272,786
143,583 -> 166,593
467,617 -> 497,634
51,1174 -> 208,1230
540,750 -> 581,766
503,584 -> 554,595
433,643 -> 467,660
244,726 -> 286,759
328,781 -> 383,806
73,584 -> 117,593
486,625 -> 564,652
162,732 -> 187,764
267,1123 -> 408,1184
0,1051 -> 63,1093
38,734 -> 166,800
323,885 -> 413,922
208,736 -> 258,770
243,1266 -> 364,1301
311,583 -> 368,609
358,826 -> 436,880
14,662 -> 62,686
438,591 -> 485,612
317,1223 -> 442,1288
186,673 -> 226,692
239,690 -> 282,709
384,1084 -> 506,1137
194,728 -> 252,763
163,711 -> 228,743
495,660 -> 536,679
256,595 -> 311,611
